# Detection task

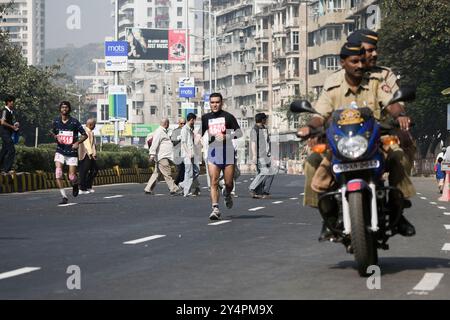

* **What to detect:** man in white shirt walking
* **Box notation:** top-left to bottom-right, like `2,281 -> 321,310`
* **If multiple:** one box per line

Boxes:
144,118 -> 181,195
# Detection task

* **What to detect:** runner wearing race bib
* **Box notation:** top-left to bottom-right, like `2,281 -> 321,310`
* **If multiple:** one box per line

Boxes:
201,93 -> 242,220
51,101 -> 87,205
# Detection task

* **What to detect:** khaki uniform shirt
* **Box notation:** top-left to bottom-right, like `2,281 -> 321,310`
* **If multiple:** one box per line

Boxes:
314,69 -> 394,121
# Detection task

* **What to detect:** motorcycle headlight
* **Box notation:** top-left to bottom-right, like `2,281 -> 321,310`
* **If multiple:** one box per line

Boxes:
337,135 -> 368,159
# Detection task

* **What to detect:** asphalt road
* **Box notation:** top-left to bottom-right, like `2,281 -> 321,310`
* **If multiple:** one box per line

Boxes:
0,174 -> 449,300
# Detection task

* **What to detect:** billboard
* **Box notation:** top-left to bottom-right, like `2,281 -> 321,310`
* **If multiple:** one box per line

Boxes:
126,28 -> 188,63
104,41 -> 128,71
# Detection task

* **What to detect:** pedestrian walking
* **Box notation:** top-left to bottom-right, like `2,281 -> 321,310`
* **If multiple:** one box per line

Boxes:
51,101 -> 88,204
144,118 -> 181,195
435,157 -> 445,194
78,118 -> 98,194
179,113 -> 201,196
249,113 -> 275,199
171,118 -> 186,187
201,93 -> 242,220
0,95 -> 19,174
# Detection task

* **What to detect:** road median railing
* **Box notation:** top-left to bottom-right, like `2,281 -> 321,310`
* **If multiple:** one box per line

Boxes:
0,165 -> 153,194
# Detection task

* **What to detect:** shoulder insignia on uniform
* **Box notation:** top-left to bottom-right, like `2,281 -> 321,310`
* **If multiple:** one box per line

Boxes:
323,69 -> 344,91
381,84 -> 392,93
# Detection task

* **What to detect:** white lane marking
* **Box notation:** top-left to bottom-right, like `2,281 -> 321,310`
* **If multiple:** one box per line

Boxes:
272,201 -> 283,204
438,206 -> 447,210
417,192 -> 422,195
249,207 -> 265,212
300,193 -> 305,196
412,273 -> 444,291
444,225 -> 450,230
155,194 -> 165,196
236,182 -> 242,185
243,180 -> 248,183
104,195 -> 124,199
430,202 -> 437,205
290,197 -> 298,200
208,220 -> 232,226
444,212 -> 450,216
420,197 -> 427,200
202,187 -> 209,189
250,178 -> 254,181
124,235 -> 166,245
0,267 -> 41,280
58,203 -> 77,207
442,243 -> 450,251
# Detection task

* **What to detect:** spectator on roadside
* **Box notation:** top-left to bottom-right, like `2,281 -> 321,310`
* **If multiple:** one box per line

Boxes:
249,113 -> 275,199
78,118 -> 98,194
0,95 -> 19,174
171,118 -> 186,187
435,157 -> 446,194
144,118 -> 182,195
179,113 -> 201,196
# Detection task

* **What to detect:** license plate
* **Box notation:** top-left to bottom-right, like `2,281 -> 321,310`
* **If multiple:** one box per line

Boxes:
333,160 -> 380,173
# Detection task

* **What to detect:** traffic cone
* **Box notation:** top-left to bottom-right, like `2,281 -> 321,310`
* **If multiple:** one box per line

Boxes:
439,171 -> 450,201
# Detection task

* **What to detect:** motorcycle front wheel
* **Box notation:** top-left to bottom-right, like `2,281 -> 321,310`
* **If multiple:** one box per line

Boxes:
349,192 -> 379,277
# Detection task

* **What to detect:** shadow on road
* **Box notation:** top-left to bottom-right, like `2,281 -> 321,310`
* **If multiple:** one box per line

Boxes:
331,257 -> 450,275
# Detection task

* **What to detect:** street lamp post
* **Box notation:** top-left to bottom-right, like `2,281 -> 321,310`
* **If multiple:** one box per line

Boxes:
190,7 -> 217,93
67,92 -> 83,122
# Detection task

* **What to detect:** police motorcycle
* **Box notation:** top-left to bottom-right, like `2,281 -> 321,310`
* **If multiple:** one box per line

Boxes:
290,88 -> 416,277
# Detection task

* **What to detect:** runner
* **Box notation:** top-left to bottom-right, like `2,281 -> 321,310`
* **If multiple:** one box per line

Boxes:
201,93 -> 242,220
51,101 -> 87,204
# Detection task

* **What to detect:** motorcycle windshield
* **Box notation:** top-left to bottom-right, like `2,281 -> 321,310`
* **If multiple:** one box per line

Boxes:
329,107 -> 374,136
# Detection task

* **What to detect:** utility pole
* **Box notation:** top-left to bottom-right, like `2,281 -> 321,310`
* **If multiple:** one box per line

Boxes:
114,0 -> 119,145
208,0 -> 212,95
213,13 -> 217,92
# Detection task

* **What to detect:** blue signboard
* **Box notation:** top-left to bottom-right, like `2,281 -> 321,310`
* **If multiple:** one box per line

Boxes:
179,87 -> 196,98
105,41 -> 128,57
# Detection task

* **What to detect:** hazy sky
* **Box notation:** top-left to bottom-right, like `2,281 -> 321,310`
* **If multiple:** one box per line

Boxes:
46,0 -> 114,49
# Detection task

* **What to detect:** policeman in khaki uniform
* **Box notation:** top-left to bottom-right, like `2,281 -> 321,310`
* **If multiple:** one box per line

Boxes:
298,42 -> 416,241
326,29 -> 417,173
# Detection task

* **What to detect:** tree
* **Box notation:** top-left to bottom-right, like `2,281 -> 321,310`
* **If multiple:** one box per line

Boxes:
0,1 -> 70,145
378,0 -> 450,157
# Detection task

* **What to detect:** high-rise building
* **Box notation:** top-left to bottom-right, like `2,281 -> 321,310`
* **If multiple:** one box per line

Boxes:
0,0 -> 45,65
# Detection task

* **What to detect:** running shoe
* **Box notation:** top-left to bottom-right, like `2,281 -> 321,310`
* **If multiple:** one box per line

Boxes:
59,197 -> 68,205
209,207 -> 221,220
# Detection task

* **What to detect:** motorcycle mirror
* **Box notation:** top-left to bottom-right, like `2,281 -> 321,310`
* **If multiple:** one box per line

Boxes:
290,100 -> 317,114
388,86 -> 416,105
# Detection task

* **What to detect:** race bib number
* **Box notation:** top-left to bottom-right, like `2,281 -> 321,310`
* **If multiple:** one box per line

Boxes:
57,130 -> 74,145
208,118 -> 226,136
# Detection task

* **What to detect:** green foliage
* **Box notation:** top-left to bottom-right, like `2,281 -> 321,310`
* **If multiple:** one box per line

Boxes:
378,0 -> 450,156
0,1 -> 71,146
13,145 -> 150,172
277,93 -> 315,129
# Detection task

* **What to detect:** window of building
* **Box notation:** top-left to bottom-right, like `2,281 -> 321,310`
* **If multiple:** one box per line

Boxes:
150,84 -> 157,93
292,31 -> 299,50
147,22 -> 153,28
177,21 -> 183,29
147,8 -> 152,16
150,106 -> 157,115
177,7 -> 182,16
325,56 -> 339,71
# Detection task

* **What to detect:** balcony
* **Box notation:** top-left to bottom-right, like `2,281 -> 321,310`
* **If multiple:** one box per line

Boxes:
286,17 -> 300,29
230,64 -> 246,75
119,18 -> 133,27
255,29 -> 270,40
255,78 -> 269,88
256,54 -> 269,64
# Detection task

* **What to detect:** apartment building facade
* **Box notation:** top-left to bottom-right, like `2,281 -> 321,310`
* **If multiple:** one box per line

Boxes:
0,0 -> 45,65
307,0 -> 380,96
